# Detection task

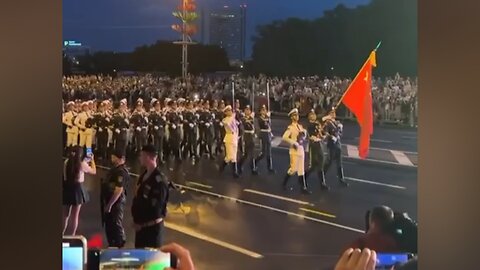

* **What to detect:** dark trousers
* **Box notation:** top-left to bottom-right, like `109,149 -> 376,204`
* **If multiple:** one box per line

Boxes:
96,130 -> 109,159
104,199 -> 126,248
133,129 -> 148,152
113,131 -> 128,155
239,133 -> 256,171
199,127 -> 213,156
306,142 -> 326,181
153,132 -> 165,161
168,128 -> 182,162
183,128 -> 197,158
255,133 -> 273,170
134,222 -> 164,248
324,143 -> 344,179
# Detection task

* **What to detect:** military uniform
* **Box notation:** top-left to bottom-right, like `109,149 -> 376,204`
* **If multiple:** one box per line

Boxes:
198,104 -> 215,159
323,116 -> 348,186
220,106 -> 240,178
74,103 -> 94,149
101,163 -> 130,247
94,106 -> 111,159
305,115 -> 329,190
149,102 -> 167,162
238,107 -> 257,174
281,109 -> 311,194
131,168 -> 169,248
62,102 -> 78,148
254,106 -> 275,173
182,103 -> 198,160
112,107 -> 130,156
166,104 -> 182,163
213,103 -> 226,155
131,107 -> 149,153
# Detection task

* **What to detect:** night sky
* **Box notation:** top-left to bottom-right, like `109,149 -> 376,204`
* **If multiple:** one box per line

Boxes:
63,0 -> 370,56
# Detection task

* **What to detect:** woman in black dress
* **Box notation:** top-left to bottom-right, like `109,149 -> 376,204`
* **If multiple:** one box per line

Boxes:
63,146 -> 96,235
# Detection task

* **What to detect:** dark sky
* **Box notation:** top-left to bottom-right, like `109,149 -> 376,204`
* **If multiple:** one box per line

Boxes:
63,0 -> 370,56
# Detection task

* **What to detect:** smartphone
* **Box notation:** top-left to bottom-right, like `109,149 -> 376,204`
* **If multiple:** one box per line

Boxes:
63,236 -> 87,270
100,249 -> 177,270
87,249 -> 100,270
375,253 -> 412,269
85,148 -> 93,162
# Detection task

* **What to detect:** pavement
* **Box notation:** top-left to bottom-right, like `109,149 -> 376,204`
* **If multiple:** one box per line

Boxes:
72,142 -> 417,270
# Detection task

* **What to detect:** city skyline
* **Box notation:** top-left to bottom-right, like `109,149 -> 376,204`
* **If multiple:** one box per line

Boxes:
63,0 -> 370,57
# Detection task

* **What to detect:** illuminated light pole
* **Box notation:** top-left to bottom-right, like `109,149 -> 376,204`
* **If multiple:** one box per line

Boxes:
172,0 -> 198,80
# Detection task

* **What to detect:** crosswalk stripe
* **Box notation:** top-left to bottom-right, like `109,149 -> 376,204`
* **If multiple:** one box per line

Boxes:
346,145 -> 360,158
390,150 -> 414,166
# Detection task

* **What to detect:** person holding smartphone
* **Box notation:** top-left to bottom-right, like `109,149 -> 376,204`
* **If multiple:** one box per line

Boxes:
63,146 -> 96,236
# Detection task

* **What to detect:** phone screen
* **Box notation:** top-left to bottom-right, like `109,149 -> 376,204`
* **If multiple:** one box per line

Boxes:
62,242 -> 84,270
100,249 -> 171,270
375,253 -> 410,269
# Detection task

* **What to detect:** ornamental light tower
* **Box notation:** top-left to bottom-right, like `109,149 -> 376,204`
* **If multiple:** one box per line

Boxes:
172,0 -> 198,80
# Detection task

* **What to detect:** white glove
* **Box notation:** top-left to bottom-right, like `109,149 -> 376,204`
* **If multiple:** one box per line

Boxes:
332,136 -> 337,142
220,123 -> 224,127
154,126 -> 159,130
124,120 -> 129,125
162,116 -> 166,121
267,112 -> 271,117
189,123 -> 194,128
98,127 -> 103,132
136,127 -> 141,132
105,118 -> 110,122
172,124 -> 177,129
115,129 -> 120,134
212,113 -> 216,119
205,123 -> 211,127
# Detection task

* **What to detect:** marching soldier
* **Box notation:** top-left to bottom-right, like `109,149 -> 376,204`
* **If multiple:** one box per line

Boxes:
62,101 -> 78,149
95,101 -> 111,160
130,99 -> 149,154
101,150 -> 130,248
166,100 -> 183,163
234,99 -> 244,156
182,100 -> 199,160
112,99 -> 130,156
74,102 -> 94,151
198,101 -> 215,160
281,108 -> 311,194
323,109 -> 349,186
305,110 -> 329,190
238,105 -> 257,175
254,105 -> 276,174
219,105 -> 240,178
132,145 -> 170,248
214,100 -> 227,156
149,99 -> 167,163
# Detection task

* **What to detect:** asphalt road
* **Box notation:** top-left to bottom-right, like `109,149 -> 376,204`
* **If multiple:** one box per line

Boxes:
72,145 -> 417,270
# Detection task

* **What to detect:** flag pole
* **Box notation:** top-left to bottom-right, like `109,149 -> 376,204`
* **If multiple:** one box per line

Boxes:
334,42 -> 382,110
267,81 -> 270,111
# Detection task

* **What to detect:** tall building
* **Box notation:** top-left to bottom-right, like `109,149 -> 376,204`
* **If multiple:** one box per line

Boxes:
208,5 -> 247,62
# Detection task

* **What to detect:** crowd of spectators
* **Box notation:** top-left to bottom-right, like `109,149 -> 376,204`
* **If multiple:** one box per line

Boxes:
62,73 -> 418,125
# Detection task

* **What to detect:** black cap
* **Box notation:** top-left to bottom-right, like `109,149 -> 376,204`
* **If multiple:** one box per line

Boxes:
141,144 -> 158,156
112,149 -> 126,159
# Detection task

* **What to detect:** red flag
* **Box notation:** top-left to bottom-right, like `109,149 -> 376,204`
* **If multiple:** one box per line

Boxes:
341,51 -> 377,159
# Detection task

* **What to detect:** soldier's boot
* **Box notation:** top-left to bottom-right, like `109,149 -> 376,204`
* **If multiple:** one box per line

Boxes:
282,173 -> 293,191
299,175 -> 312,195
232,162 -> 240,178
318,170 -> 330,191
267,156 -> 276,174
251,158 -> 259,175
337,167 -> 349,187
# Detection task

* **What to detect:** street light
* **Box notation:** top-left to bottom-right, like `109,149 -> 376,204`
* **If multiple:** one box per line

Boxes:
172,0 -> 198,80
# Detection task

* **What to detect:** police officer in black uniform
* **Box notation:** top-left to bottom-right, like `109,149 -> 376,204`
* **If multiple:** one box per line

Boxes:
94,101 -> 111,160
305,110 -> 329,190
323,109 -> 349,186
238,105 -> 257,175
182,100 -> 198,160
130,100 -> 149,154
101,150 -> 130,248
132,145 -> 170,248
149,99 -> 166,163
112,99 -> 130,156
198,101 -> 215,160
254,105 -> 276,174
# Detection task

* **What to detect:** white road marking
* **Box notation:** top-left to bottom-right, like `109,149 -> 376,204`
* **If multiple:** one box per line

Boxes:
344,177 -> 407,190
402,136 -> 417,140
299,207 -> 336,218
355,137 -> 392,143
186,181 -> 212,189
390,150 -> 415,167
271,136 -> 283,147
243,189 -> 314,206
165,222 -> 264,258
346,145 -> 360,158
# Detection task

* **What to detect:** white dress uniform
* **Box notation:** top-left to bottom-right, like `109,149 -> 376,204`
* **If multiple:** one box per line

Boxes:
282,121 -> 306,176
222,110 -> 239,163
62,107 -> 78,147
74,106 -> 93,148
